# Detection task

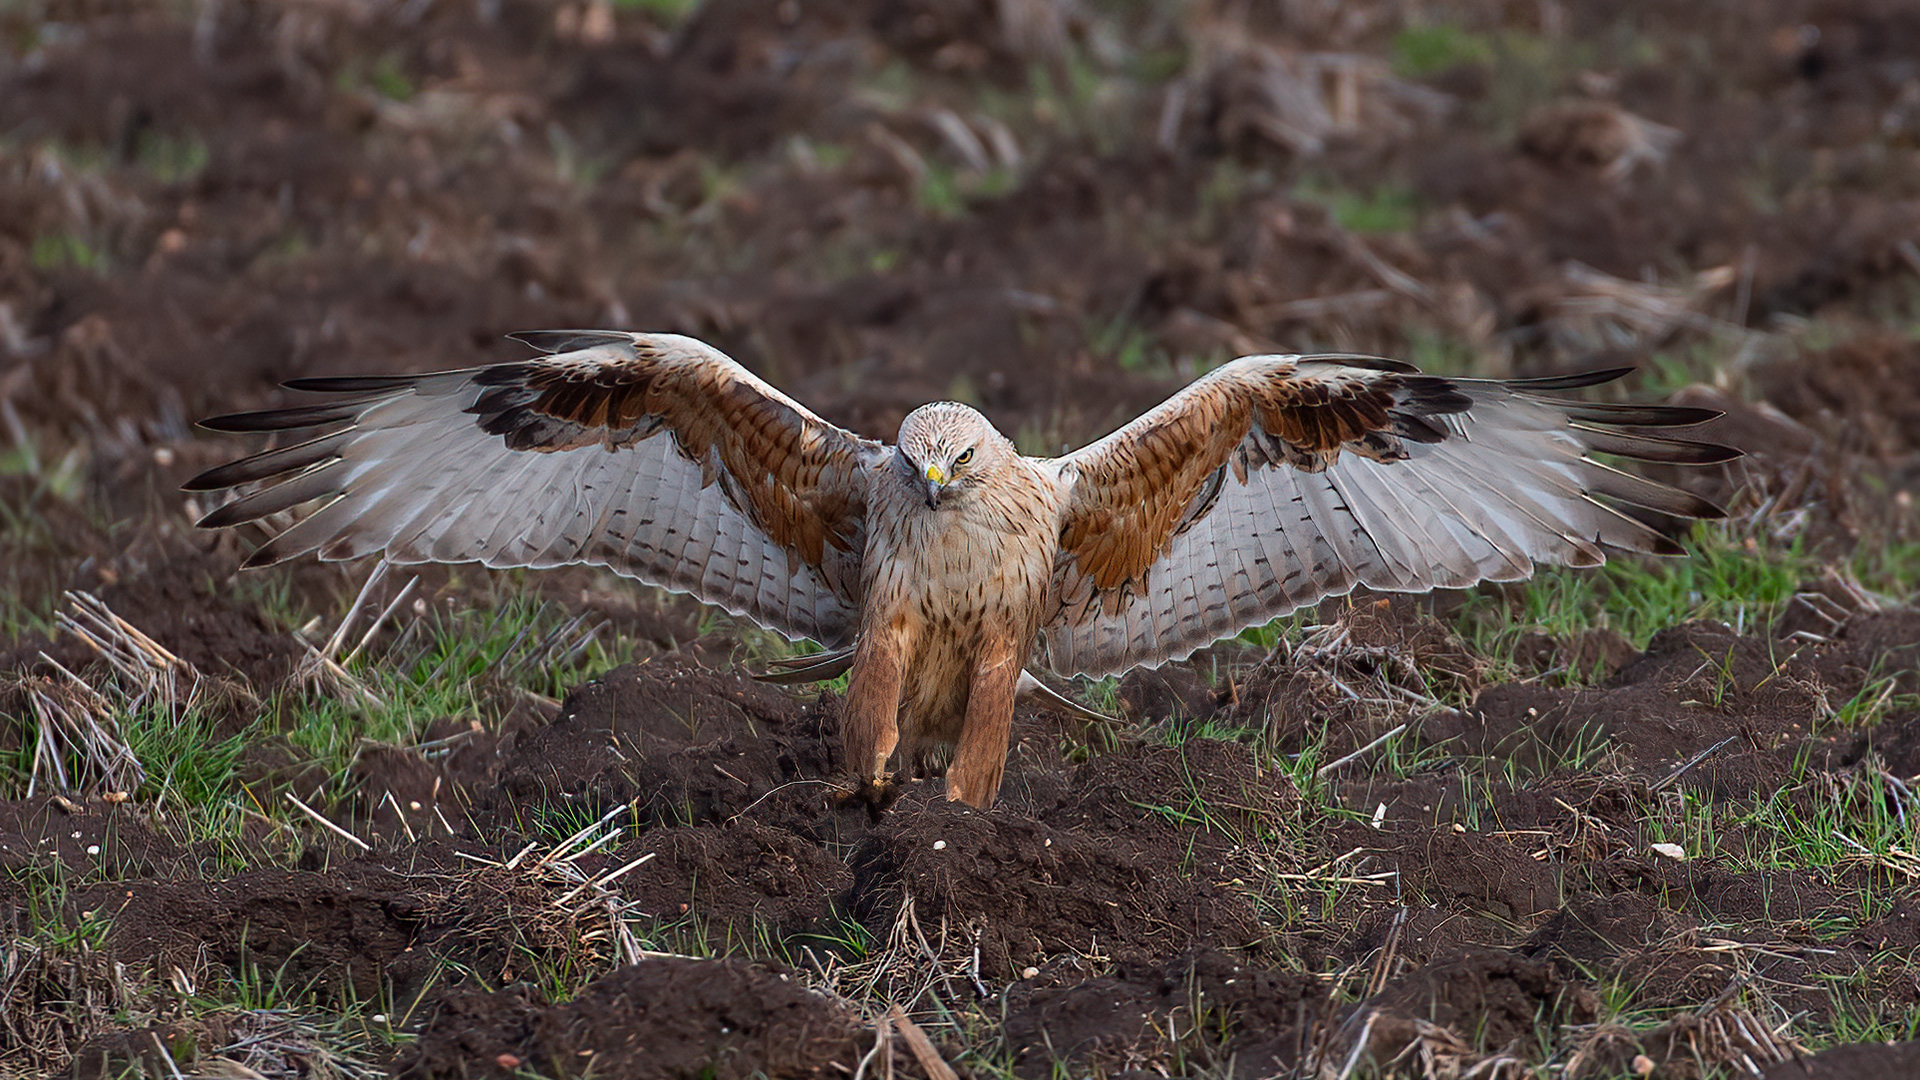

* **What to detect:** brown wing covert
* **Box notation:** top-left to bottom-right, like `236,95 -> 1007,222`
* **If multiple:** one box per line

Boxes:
1042,357 -> 1735,676
185,331 -> 881,647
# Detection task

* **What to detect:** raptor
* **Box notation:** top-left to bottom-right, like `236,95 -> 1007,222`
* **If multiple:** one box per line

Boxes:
187,331 -> 1737,808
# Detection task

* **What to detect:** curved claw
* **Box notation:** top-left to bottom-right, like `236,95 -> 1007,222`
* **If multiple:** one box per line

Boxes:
835,775 -> 903,820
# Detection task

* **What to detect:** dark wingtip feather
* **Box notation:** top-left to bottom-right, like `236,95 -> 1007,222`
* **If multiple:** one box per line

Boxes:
181,467 -> 225,493
1503,367 -> 1636,391
182,432 -> 350,492
1646,533 -> 1688,556
1390,412 -> 1450,444
181,465 -> 238,493
281,375 -> 419,393
508,329 -> 635,355
182,453 -> 342,493
240,545 -> 294,569
1641,405 -> 1723,427
1605,505 -> 1693,556
198,413 -> 274,433
1586,463 -> 1728,519
1399,376 -> 1474,415
198,401 -> 368,433
194,501 -> 252,530
1659,441 -> 1741,466
1573,424 -> 1743,466
1296,352 -> 1422,374
190,466 -> 343,528
239,522 -> 329,568
1552,401 -> 1725,427
468,364 -> 540,389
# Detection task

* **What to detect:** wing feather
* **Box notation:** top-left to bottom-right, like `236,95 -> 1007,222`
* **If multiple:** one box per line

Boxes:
181,431 -> 353,491
187,332 -> 882,647
1319,468 -> 1419,587
195,461 -> 345,529
1571,424 -> 1742,464
1041,356 -> 1735,676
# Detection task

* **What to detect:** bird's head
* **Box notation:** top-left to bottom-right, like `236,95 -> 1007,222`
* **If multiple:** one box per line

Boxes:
895,402 -> 1006,510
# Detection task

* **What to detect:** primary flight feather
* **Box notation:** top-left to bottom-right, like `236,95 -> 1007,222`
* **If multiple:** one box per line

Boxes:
186,331 -> 1737,808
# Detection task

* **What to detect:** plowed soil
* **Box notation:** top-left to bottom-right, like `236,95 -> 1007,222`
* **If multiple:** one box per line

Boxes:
5,1 -> 1920,1078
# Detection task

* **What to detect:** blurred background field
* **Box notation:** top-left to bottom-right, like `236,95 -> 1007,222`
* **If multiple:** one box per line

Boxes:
3,1 -> 1920,1077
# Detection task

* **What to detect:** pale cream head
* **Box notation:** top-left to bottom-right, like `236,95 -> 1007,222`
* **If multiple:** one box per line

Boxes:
894,402 -> 1008,508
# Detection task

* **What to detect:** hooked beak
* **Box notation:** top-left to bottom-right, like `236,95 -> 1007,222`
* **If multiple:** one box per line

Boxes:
923,463 -> 946,508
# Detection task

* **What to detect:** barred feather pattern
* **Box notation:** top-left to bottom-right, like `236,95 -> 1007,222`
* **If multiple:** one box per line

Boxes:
189,335 -> 1736,808
186,335 -> 880,649
1037,361 -> 1734,677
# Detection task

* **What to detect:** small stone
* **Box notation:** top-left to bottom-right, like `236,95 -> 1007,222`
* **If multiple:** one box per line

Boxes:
932,839 -> 947,850
1650,843 -> 1687,860
86,844 -> 100,856
496,1054 -> 522,1069
1021,966 -> 1039,979
1632,1054 -> 1655,1075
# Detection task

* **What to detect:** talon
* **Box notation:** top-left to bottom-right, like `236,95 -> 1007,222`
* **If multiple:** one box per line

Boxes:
835,775 -> 902,820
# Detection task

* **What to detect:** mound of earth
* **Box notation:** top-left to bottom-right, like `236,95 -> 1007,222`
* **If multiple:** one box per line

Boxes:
396,957 -> 866,1080
849,793 -> 1268,980
477,657 -> 843,832
1365,948 -> 1597,1056
1002,948 -> 1324,1078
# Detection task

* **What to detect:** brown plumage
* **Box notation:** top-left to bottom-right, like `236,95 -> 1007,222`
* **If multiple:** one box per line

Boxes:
186,331 -> 1738,809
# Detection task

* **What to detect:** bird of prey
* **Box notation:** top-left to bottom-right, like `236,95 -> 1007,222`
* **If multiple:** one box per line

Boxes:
186,331 -> 1736,809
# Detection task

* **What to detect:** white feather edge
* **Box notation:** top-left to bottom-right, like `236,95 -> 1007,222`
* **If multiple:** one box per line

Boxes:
254,372 -> 865,649
1038,391 -> 1682,678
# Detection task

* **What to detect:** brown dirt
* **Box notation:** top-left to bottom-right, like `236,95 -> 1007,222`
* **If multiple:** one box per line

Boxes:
475,656 -> 843,833
1449,616 -> 1911,778
1761,1041 -> 1920,1079
0,799 -> 180,886
849,792 -> 1267,981
5,0 -> 1920,1076
1001,948 -> 1326,1078
395,956 -> 867,1080
615,819 -> 853,936
1523,891 -> 1697,969
0,544 -> 307,693
4,591 -> 1917,1076
77,859 -> 433,999
1368,948 -> 1598,1054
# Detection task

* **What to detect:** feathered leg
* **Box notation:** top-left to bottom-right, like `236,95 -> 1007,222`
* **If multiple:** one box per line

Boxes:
841,630 -> 906,807
945,648 -> 1021,809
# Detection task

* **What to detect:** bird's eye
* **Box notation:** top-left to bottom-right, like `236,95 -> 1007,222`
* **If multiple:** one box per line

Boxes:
955,448 -> 974,467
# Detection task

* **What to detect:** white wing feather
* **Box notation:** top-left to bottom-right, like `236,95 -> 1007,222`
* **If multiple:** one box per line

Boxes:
1041,387 -> 1714,677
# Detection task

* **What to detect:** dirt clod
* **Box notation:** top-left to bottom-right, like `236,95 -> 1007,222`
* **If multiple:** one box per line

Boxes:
397,957 -> 866,1080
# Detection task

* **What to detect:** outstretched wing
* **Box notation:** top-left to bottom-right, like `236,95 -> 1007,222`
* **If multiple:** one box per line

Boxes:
1040,356 -> 1737,676
185,331 -> 883,648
